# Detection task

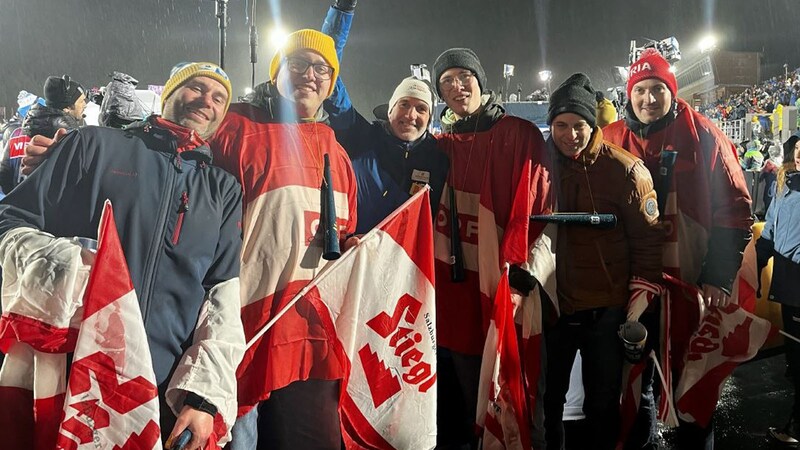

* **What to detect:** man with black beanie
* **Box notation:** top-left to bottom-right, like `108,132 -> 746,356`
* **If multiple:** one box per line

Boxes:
432,47 -> 553,449
544,72 -> 663,450
3,75 -> 88,194
43,75 -> 87,122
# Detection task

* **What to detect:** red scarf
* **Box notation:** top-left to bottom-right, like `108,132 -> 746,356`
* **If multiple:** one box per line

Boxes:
151,117 -> 207,153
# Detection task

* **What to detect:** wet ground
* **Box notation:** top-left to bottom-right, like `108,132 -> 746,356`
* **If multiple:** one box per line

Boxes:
664,349 -> 793,450
564,348 -> 794,449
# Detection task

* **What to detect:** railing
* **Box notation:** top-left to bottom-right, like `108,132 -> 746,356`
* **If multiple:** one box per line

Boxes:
719,118 -> 746,144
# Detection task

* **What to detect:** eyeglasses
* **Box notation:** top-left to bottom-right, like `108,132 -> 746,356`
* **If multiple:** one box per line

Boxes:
439,71 -> 475,91
284,57 -> 334,80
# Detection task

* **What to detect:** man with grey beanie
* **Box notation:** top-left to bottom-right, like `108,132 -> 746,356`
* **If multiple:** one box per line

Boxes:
321,1 -> 448,233
432,46 -> 553,448
544,73 -> 663,450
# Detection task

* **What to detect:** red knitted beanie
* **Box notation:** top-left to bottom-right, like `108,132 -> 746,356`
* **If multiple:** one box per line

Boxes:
626,48 -> 677,98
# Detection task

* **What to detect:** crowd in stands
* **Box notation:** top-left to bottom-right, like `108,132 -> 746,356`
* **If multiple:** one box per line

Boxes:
700,66 -> 800,121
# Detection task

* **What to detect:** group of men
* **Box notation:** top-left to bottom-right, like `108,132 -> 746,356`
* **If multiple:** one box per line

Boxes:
0,1 -> 754,449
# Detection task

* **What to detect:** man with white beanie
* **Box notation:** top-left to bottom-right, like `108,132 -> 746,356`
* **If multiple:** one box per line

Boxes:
321,1 -> 448,233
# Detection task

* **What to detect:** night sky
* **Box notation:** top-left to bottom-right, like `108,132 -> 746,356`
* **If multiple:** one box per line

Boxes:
2,0 -> 800,118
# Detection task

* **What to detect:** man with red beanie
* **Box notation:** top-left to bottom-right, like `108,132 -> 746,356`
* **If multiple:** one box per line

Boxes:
604,48 -> 753,449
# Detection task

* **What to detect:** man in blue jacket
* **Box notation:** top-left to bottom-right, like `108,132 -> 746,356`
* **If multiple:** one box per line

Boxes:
0,62 -> 245,449
321,0 -> 449,233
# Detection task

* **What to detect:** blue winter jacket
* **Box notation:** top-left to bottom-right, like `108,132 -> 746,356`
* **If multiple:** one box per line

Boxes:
0,118 -> 243,391
757,171 -> 800,305
321,6 -> 448,233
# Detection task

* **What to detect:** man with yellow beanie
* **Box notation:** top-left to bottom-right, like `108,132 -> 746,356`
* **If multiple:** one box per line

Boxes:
209,29 -> 358,450
0,61 -> 245,449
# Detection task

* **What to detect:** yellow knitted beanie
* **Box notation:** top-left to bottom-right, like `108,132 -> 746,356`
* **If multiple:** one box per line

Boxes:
269,29 -> 339,97
161,62 -> 232,112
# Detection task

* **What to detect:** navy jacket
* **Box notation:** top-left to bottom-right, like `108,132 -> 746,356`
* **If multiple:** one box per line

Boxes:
0,119 -> 243,389
321,6 -> 448,232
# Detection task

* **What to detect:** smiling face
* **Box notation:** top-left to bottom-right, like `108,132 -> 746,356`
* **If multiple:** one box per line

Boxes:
438,67 -> 482,118
275,49 -> 333,119
551,112 -> 593,159
388,97 -> 431,142
630,78 -> 673,124
161,76 -> 228,139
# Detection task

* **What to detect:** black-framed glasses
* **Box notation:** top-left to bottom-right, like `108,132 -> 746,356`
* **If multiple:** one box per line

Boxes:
284,57 -> 334,80
439,71 -> 475,91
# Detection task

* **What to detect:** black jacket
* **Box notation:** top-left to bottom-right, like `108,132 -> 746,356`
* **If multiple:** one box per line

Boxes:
22,103 -> 83,139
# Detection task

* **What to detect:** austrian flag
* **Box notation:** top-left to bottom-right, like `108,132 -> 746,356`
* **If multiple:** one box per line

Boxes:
56,201 -> 162,449
269,188 -> 438,449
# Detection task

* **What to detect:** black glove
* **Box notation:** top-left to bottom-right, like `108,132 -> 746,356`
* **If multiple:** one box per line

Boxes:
333,0 -> 357,12
697,227 -> 752,295
508,264 -> 536,296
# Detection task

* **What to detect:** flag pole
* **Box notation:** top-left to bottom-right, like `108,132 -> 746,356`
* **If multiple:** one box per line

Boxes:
780,330 -> 800,345
244,187 -> 432,351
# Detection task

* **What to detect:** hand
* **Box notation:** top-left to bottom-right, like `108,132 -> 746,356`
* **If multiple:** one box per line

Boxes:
166,405 -> 214,450
21,128 -> 67,175
701,284 -> 730,309
343,234 -> 362,252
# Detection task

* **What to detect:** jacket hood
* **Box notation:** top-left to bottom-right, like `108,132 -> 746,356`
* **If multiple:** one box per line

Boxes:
440,91 -> 505,134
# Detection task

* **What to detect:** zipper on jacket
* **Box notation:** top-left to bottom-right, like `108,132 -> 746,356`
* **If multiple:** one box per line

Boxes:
172,191 -> 189,245
139,139 -> 179,324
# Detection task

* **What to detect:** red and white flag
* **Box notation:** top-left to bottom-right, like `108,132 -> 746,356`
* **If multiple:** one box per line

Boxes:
674,242 -> 777,427
255,189 -> 437,449
56,201 -> 162,449
476,267 -> 531,450
0,202 -> 163,449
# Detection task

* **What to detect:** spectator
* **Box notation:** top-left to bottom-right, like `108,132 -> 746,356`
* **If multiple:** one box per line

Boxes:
211,29 -> 359,450
757,133 -> 800,446
543,73 -> 663,450
432,47 -> 553,448
320,0 -> 448,233
0,61 -> 244,449
604,48 -> 753,450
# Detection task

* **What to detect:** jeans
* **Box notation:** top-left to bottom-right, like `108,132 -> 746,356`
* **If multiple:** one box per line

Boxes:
543,306 -> 625,450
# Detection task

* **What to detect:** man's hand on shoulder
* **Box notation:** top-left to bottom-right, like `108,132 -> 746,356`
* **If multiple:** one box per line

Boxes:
21,128 -> 67,175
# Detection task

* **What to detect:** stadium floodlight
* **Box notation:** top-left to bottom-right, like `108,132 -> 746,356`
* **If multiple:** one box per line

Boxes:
698,34 -> 718,53
538,70 -> 553,82
268,26 -> 288,50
